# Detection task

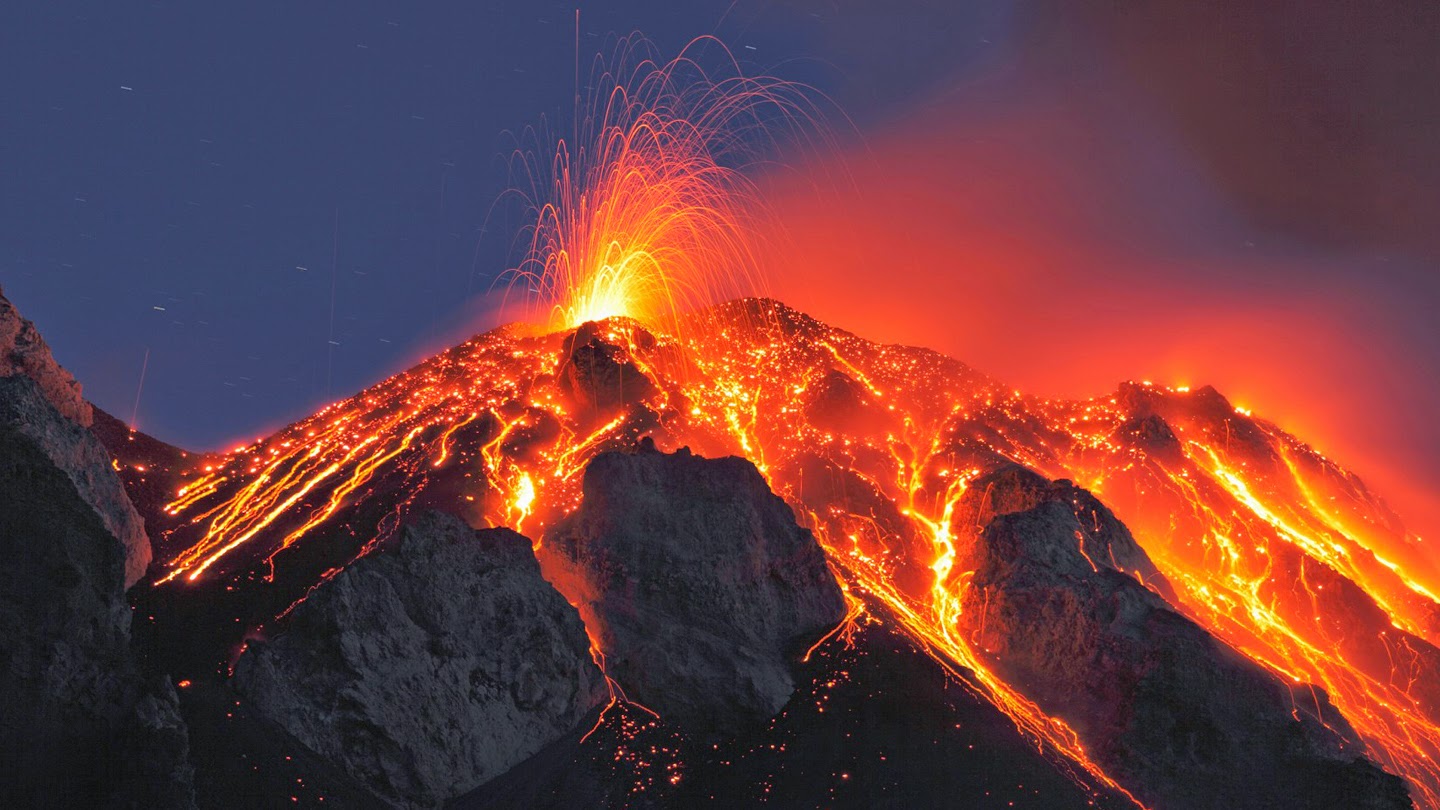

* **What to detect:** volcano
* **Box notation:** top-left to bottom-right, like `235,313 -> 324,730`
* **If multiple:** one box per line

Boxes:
2,283 -> 1436,808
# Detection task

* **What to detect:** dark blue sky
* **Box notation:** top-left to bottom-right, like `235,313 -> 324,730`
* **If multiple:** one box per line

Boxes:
3,1 -> 1438,535
1,0 -> 1012,448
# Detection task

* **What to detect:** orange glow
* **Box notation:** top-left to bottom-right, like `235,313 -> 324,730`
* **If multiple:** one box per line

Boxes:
676,316 -> 1440,806
510,471 -> 536,533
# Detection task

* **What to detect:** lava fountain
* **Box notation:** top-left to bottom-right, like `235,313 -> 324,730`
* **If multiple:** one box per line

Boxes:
501,34 -> 834,337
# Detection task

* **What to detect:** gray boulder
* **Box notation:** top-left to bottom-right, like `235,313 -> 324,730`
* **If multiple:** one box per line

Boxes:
954,464 -> 1411,810
541,443 -> 847,734
231,511 -> 608,809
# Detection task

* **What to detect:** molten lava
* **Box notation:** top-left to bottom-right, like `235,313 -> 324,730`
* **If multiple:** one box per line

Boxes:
133,36 -> 1440,810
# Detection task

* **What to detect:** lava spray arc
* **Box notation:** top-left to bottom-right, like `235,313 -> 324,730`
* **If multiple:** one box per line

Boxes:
500,34 -> 838,336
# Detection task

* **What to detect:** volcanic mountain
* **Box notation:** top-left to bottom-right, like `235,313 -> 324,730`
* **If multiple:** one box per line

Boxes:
3,287 -> 1437,808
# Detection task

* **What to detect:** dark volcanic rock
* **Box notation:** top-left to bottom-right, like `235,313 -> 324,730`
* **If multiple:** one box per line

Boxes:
954,464 -> 1412,810
0,339 -> 150,588
179,681 -> 391,809
0,378 -> 193,808
556,322 -> 659,417
541,444 -> 847,735
958,463 -> 1175,602
231,511 -> 608,809
0,285 -> 92,426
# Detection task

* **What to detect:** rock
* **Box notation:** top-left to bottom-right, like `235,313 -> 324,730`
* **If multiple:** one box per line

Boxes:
957,463 -> 1173,599
0,376 -> 151,587
541,445 -> 847,735
178,680 -> 392,809
231,511 -> 608,809
1116,413 -> 1184,463
802,369 -> 895,437
556,323 -> 658,418
953,464 -> 1412,810
0,382 -> 194,808
0,289 -> 149,587
0,285 -> 92,426
110,678 -> 198,809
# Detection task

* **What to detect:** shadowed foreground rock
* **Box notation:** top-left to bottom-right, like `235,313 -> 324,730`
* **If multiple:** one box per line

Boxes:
954,463 -> 1412,810
541,443 -> 847,735
231,512 -> 608,809
0,377 -> 193,808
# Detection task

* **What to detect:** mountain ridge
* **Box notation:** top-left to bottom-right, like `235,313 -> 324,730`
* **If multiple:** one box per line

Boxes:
2,286 -> 1433,806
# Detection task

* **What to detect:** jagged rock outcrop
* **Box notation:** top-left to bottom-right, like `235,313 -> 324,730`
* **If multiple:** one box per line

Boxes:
0,380 -> 194,808
953,463 -> 1412,810
541,443 -> 847,734
0,376 -> 151,587
231,511 -> 608,809
0,285 -> 92,426
556,322 -> 658,417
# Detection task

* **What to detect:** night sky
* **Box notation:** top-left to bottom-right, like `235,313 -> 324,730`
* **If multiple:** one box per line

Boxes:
4,3 -> 1438,532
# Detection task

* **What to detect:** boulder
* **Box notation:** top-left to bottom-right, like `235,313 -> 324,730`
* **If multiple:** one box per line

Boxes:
954,464 -> 1411,810
541,443 -> 847,734
231,511 -> 608,809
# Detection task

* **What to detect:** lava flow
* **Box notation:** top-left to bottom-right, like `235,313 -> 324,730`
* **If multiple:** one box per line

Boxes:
129,36 -> 1440,810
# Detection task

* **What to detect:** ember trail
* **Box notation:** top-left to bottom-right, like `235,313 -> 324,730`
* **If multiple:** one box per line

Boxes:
138,37 -> 1440,809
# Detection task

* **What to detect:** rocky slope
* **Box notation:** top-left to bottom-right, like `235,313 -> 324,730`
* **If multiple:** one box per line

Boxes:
90,404 -> 206,533
0,376 -> 193,808
541,441 -> 848,735
952,463 -> 1411,809
462,615 -> 1137,810
231,511 -> 609,808
558,322 -> 659,418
